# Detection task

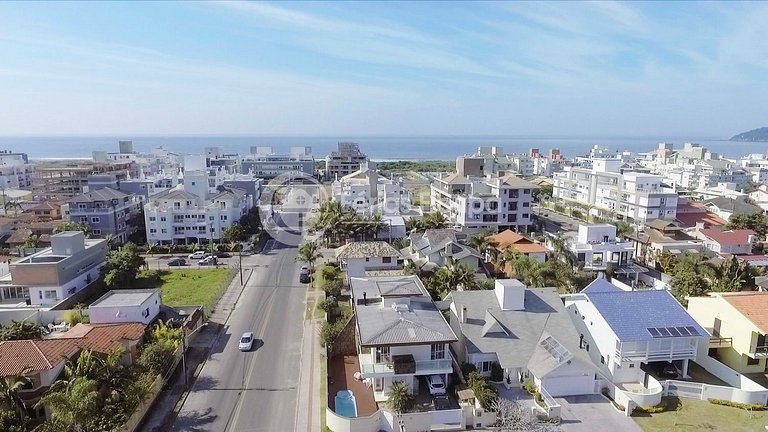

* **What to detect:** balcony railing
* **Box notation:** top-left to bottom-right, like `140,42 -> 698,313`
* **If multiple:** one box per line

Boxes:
752,345 -> 768,357
359,353 -> 452,376
617,348 -> 697,362
708,336 -> 732,349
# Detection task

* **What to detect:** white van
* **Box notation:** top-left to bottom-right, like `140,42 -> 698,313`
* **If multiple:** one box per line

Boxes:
427,375 -> 446,395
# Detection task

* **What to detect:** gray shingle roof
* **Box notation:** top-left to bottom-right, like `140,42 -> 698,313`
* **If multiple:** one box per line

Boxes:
350,275 -> 457,347
449,287 -> 590,372
704,197 -> 761,215
69,187 -> 129,203
336,241 -> 402,260
581,279 -> 708,342
152,188 -> 200,202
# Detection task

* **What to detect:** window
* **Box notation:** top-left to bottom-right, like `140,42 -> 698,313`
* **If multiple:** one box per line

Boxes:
161,229 -> 167,234
160,217 -> 167,222
142,308 -> 150,318
747,356 -> 760,366
44,290 -> 58,300
210,227 -> 216,233
149,228 -> 157,234
365,257 -> 370,262
375,346 -> 390,363
78,203 -> 87,209
221,215 -> 228,221
431,344 -> 445,360
523,189 -> 531,194
80,217 -> 87,223
629,363 -> 635,368
93,229 -> 101,235
600,356 -> 605,364
476,361 -> 493,373
91,217 -> 100,223
382,256 -> 392,264
523,202 -> 530,208
209,216 -> 215,221
522,213 -> 529,218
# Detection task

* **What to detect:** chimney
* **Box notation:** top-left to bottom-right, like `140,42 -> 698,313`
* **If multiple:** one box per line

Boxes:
494,279 -> 526,311
444,243 -> 452,256
363,292 -> 367,306
460,305 -> 467,323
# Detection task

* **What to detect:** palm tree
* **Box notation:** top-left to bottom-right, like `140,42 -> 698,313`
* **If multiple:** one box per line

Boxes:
36,376 -> 100,431
103,234 -> 117,249
0,368 -> 32,422
548,233 -> 577,268
297,241 -> 323,272
422,212 -> 449,230
367,214 -> 385,240
466,236 -> 499,262
496,248 -> 521,277
435,260 -> 477,295
385,381 -> 413,414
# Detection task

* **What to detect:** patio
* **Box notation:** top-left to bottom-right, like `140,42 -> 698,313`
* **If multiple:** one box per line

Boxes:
328,355 -> 378,417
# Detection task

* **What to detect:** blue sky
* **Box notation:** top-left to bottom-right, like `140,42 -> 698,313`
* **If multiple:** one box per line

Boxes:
0,1 -> 766,137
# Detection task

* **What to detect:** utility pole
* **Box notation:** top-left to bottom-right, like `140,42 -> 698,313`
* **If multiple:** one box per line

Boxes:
239,245 -> 243,285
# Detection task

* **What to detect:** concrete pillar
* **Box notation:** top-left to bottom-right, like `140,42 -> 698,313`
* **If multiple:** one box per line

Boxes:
681,359 -> 689,378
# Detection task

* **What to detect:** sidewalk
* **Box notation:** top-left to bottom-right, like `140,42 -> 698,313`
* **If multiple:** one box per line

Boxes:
295,318 -> 322,432
141,267 -> 254,432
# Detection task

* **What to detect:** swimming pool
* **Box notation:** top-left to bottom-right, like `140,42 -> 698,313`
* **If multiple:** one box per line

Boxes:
334,390 -> 358,418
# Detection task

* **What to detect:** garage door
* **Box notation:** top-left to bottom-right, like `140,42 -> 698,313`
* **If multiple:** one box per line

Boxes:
542,375 -> 596,397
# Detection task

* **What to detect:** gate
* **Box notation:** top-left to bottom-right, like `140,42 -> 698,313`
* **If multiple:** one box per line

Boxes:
665,380 -> 704,400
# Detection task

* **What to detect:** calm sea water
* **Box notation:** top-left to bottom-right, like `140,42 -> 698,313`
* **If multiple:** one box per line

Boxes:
0,135 -> 766,161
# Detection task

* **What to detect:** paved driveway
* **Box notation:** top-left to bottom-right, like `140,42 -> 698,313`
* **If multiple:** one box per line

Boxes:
557,395 -> 642,432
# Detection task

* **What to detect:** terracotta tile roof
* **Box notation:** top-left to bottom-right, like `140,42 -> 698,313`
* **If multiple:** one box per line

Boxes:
61,323 -> 145,353
700,228 -> 755,246
487,229 -> 529,248
513,243 -> 550,254
676,210 -> 727,229
0,323 -> 145,378
0,339 -> 79,376
723,293 -> 768,334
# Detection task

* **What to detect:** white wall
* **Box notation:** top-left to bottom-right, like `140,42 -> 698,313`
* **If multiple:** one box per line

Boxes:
28,265 -> 102,306
89,291 -> 161,325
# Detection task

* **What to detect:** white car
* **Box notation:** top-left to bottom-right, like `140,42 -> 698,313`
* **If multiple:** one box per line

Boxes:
188,251 -> 207,260
427,375 -> 446,395
239,332 -> 255,351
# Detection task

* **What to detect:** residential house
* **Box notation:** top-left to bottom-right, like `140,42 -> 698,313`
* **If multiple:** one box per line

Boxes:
448,280 -> 600,397
553,158 -> 678,222
431,172 -> 539,232
350,275 -> 458,402
325,142 -> 368,180
62,187 -> 143,244
704,196 -> 762,222
401,229 -> 485,275
570,224 -> 634,271
750,184 -> 768,213
0,231 -> 107,306
88,289 -> 161,325
23,202 -> 63,220
486,229 -> 549,263
331,161 -> 412,216
687,292 -> 768,375
628,220 -> 705,267
335,242 -> 403,281
693,228 -> 755,255
564,279 -> 708,406
675,199 -> 727,229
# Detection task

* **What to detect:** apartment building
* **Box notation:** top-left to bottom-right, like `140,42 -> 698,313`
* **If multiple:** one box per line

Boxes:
553,158 -> 677,222
325,142 -> 368,180
62,188 -> 143,244
570,224 -> 634,271
455,146 -> 564,178
144,167 -> 253,244
331,161 -> 410,215
32,160 -> 132,200
0,231 -> 107,306
431,172 -> 538,232
0,150 -> 34,189
240,146 -> 314,179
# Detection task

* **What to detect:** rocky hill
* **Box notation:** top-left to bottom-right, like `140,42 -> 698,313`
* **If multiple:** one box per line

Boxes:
731,127 -> 768,142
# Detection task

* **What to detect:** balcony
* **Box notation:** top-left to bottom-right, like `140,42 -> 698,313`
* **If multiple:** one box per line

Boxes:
616,347 -> 697,362
708,336 -> 732,349
752,345 -> 768,357
359,352 -> 453,378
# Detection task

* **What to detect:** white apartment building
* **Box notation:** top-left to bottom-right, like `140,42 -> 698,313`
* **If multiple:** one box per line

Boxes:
240,146 -> 314,179
0,150 -> 34,190
570,224 -> 634,271
144,168 -> 253,245
331,161 -> 411,215
455,146 -> 563,178
431,173 -> 538,232
553,158 -> 677,222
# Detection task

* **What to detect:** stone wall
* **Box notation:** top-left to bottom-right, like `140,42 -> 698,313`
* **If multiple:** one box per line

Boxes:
331,314 -> 357,357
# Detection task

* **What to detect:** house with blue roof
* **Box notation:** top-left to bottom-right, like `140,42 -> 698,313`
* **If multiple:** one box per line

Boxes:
564,278 -> 708,405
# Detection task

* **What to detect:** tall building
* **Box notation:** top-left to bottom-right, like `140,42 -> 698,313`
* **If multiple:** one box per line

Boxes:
325,142 -> 368,180
240,146 -> 314,179
0,150 -> 34,190
62,188 -> 143,244
553,158 -> 678,222
33,160 -> 132,200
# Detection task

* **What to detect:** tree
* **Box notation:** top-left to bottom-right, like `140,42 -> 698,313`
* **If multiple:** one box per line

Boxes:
491,398 -> 558,431
22,234 -> 41,249
547,233 -> 577,268
728,212 -> 768,241
654,250 -> 677,273
422,212 -> 449,230
612,220 -> 634,239
366,214 -> 385,240
671,270 -> 709,306
404,260 -> 419,275
466,236 -> 498,261
532,184 -> 553,203
0,320 -> 42,341
62,304 -> 89,326
385,381 -> 413,414
0,368 -> 32,424
101,242 -> 146,289
138,342 -> 177,377
222,223 -> 247,243
103,234 -> 117,249
710,255 -> 761,293
147,320 -> 182,349
54,221 -> 91,237
515,257 -> 552,288
496,248 -> 522,277
238,207 -> 262,236
36,376 -> 100,431
319,265 -> 344,297
433,260 -> 478,296
297,241 -> 323,272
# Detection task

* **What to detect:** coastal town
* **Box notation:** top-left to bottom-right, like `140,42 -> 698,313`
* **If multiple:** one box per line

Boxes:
1,138 -> 768,432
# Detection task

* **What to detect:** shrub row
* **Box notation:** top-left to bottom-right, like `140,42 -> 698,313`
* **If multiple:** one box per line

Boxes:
707,398 -> 767,411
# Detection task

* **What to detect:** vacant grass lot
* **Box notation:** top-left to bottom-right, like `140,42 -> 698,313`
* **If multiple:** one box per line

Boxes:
135,269 -> 233,313
634,397 -> 768,432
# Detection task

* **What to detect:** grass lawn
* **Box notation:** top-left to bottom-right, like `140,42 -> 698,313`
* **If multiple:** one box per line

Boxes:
135,269 -> 233,313
634,397 -> 768,432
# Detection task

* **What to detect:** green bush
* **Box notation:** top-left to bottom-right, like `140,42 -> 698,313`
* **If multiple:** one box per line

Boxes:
139,342 -> 177,376
490,362 -> 504,382
466,371 -> 497,408
317,299 -> 335,313
534,391 -> 544,407
632,404 -> 667,414
523,379 -> 537,396
62,307 -> 89,326
707,398 -> 767,411
460,362 -> 477,378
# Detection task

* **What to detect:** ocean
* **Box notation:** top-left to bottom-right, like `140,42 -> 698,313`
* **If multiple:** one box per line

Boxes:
0,135 -> 766,161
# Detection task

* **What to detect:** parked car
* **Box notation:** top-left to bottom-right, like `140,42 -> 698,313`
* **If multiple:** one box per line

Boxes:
239,332 -> 255,351
299,266 -> 310,283
189,251 -> 207,260
427,375 -> 446,395
198,256 -> 218,266
433,396 -> 450,410
213,251 -> 232,258
168,258 -> 186,267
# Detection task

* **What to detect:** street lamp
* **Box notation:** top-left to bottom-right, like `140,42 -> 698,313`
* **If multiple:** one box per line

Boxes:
181,322 -> 208,387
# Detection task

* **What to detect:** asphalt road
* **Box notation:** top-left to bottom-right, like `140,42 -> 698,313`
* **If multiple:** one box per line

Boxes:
171,240 -> 306,432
